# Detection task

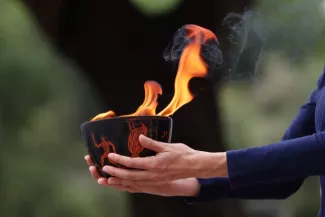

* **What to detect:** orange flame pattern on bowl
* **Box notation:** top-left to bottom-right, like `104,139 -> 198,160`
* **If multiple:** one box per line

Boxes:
127,121 -> 148,157
91,132 -> 121,168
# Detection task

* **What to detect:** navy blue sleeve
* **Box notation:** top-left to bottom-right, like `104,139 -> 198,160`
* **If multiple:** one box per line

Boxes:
227,130 -> 325,188
185,177 -> 302,203
282,90 -> 316,140
186,93 -> 314,203
186,91 -> 316,203
227,69 -> 325,188
186,69 -> 323,203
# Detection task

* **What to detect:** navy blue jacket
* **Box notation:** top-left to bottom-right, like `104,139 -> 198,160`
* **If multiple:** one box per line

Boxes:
188,67 -> 325,217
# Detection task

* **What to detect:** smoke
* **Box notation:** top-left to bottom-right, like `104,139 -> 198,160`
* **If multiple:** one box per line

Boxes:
162,0 -> 325,84
163,27 -> 189,62
221,10 -> 265,81
163,24 -> 223,80
221,0 -> 325,81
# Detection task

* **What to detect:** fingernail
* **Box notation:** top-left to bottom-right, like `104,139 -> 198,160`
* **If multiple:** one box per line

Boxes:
107,178 -> 115,184
102,166 -> 110,172
108,153 -> 117,159
140,134 -> 149,140
98,178 -> 106,185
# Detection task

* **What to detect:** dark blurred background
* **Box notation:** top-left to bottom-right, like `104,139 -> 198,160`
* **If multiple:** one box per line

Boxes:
1,0 -> 325,216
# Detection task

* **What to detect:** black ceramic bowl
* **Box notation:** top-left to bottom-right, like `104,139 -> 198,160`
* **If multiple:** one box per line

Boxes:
80,116 -> 173,177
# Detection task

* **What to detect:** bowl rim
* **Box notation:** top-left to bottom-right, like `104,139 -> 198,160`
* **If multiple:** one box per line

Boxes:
81,115 -> 172,126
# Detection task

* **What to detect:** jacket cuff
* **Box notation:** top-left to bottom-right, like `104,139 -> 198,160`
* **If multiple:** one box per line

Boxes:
184,177 -> 231,204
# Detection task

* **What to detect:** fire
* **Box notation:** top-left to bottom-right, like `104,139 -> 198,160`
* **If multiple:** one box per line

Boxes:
185,24 -> 217,42
91,110 -> 116,121
91,24 -> 218,121
120,81 -> 162,117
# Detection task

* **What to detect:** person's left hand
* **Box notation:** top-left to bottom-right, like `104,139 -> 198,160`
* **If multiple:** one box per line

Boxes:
85,155 -> 201,197
102,135 -> 223,185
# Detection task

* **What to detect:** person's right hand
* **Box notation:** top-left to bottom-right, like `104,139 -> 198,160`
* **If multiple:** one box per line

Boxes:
85,155 -> 200,197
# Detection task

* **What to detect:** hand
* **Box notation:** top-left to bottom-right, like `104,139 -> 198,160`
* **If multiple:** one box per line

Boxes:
102,135 -> 228,185
85,155 -> 200,197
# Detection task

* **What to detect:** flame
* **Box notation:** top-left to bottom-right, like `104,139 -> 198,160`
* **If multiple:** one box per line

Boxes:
90,24 -> 218,121
91,110 -> 116,121
157,25 -> 216,116
157,43 -> 206,116
185,24 -> 217,42
120,81 -> 162,117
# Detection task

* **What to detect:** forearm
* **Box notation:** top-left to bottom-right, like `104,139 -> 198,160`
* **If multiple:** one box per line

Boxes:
195,88 -> 319,180
198,132 -> 325,188
197,151 -> 228,178
189,82 -> 321,202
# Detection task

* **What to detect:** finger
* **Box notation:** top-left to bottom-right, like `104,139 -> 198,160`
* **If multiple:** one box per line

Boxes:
107,177 -> 124,185
108,153 -> 156,170
108,177 -> 164,186
97,178 -> 109,186
89,166 -> 101,180
98,178 -> 135,188
139,134 -> 167,152
111,185 -> 140,193
97,178 -> 139,193
103,166 -> 159,180
85,155 -> 94,166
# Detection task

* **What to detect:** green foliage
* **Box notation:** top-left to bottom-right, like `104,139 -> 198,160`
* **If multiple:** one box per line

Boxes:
0,1 -> 129,217
226,0 -> 325,81
129,0 -> 183,16
220,2 -> 325,217
1,0 -> 325,216
220,41 -> 325,217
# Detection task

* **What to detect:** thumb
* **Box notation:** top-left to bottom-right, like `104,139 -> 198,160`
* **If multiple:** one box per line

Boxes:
139,134 -> 167,153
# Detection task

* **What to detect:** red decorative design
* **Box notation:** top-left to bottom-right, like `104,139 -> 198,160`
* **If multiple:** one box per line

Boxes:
162,130 -> 169,140
127,121 -> 148,157
91,132 -> 120,167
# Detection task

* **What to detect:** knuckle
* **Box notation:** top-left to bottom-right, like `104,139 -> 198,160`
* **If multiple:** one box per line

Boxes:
147,163 -> 154,170
114,179 -> 121,185
124,158 -> 132,167
110,169 -> 117,177
151,172 -> 160,180
148,140 -> 155,147
123,180 -> 131,186
123,172 -> 131,179
150,159 -> 159,170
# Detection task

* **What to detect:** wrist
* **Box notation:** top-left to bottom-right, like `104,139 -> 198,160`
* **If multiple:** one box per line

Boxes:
197,151 -> 228,178
180,178 -> 200,197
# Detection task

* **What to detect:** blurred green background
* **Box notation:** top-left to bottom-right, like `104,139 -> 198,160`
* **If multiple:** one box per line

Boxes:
1,0 -> 325,216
